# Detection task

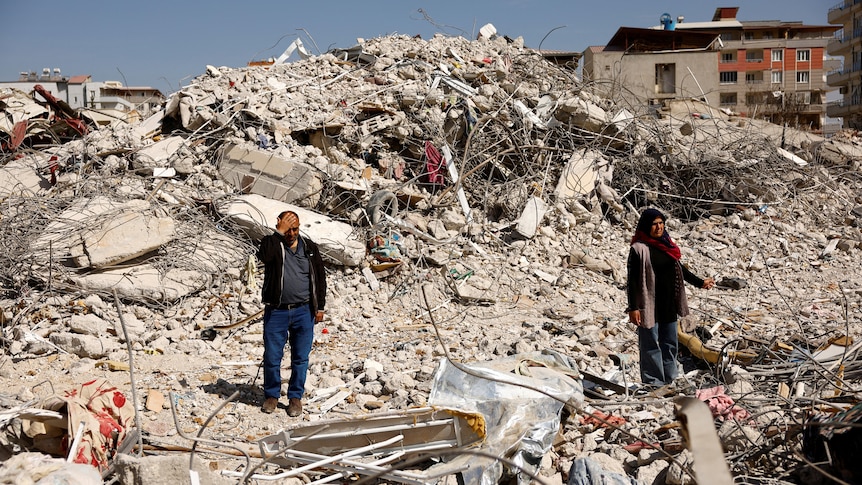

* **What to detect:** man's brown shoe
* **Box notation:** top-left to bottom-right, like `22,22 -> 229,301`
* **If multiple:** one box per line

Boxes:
261,397 -> 278,414
287,398 -> 302,417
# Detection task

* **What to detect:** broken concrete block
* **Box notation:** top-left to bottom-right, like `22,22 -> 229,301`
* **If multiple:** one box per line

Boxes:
478,23 -> 497,40
131,108 -> 165,141
68,265 -> 210,302
569,249 -> 613,275
0,155 -> 49,198
114,312 -> 147,343
427,220 -> 450,240
49,332 -> 119,359
610,108 -> 635,132
595,182 -> 624,213
134,136 -> 186,169
554,150 -> 600,201
69,212 -> 176,268
114,454 -> 234,485
359,113 -> 402,136
68,313 -> 109,336
559,96 -> 608,132
32,197 -> 149,266
217,142 -> 322,207
513,197 -> 548,239
362,267 -> 380,291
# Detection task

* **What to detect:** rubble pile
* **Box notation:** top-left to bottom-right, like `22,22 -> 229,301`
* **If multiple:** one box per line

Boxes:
2,27 -> 862,484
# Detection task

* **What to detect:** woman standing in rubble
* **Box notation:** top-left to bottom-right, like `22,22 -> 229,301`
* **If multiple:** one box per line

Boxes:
626,208 -> 714,386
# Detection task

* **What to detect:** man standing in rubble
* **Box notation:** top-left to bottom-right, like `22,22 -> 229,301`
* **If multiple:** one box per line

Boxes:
258,210 -> 326,416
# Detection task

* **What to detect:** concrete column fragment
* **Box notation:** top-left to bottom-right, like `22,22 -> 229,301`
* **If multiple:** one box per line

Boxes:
217,142 -> 322,207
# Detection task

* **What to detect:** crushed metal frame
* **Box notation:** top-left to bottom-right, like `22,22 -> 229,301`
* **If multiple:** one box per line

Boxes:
249,406 -> 483,483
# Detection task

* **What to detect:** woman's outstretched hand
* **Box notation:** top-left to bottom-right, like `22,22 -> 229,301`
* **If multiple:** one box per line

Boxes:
629,309 -> 642,327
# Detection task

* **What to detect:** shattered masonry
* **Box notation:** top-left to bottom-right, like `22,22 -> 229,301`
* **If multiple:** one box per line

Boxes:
2,27 -> 862,485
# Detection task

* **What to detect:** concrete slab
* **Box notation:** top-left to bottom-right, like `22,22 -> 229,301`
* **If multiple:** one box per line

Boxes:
217,142 -> 322,207
134,136 -> 186,168
218,193 -> 364,267
69,212 -> 175,268
554,150 -> 600,201
0,155 -> 49,198
67,265 -> 209,302
33,197 -> 150,262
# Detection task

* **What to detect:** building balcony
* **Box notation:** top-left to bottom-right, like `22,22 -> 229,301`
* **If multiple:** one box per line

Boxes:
828,0 -> 855,24
827,62 -> 862,85
828,70 -> 851,85
828,29 -> 847,55
826,99 -> 862,117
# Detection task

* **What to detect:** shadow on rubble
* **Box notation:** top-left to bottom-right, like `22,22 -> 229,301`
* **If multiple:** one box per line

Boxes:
199,378 -> 265,408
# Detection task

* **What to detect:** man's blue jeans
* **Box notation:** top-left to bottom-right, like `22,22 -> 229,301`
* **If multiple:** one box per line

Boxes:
263,305 -> 314,400
637,321 -> 678,386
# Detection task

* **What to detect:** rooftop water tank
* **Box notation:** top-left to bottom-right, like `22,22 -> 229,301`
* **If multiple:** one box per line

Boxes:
660,13 -> 676,31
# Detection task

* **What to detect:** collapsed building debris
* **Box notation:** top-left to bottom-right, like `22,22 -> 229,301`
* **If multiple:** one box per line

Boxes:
1,24 -> 862,485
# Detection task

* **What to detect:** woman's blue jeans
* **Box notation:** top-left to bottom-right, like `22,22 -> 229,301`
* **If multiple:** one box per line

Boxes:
262,305 -> 314,400
637,321 -> 678,386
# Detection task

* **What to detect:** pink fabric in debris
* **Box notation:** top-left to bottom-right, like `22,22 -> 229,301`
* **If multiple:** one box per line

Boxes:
424,141 -> 446,186
695,385 -> 751,422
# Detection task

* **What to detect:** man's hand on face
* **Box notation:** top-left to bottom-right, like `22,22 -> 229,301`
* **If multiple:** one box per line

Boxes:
276,213 -> 300,245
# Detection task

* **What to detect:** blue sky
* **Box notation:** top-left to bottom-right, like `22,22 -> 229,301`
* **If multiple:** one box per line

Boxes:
2,0 -> 832,95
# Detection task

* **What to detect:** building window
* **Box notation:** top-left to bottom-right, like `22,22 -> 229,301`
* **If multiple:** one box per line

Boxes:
720,71 -> 738,84
797,71 -> 810,83
772,49 -> 783,62
763,31 -> 773,40
744,32 -> 754,40
746,71 -> 764,84
797,49 -> 810,62
721,52 -> 735,63
772,71 -> 783,83
655,63 -> 676,94
746,49 -> 763,63
720,93 -> 737,106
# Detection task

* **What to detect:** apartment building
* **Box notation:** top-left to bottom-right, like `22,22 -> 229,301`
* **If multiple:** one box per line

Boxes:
1,68 -> 165,124
690,7 -> 838,132
582,28 -> 722,110
583,7 -> 838,132
827,0 -> 862,129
